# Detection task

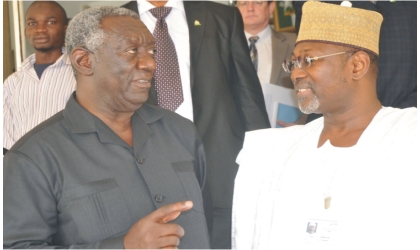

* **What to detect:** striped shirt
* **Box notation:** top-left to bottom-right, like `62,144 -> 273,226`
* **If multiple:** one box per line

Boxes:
3,51 -> 76,149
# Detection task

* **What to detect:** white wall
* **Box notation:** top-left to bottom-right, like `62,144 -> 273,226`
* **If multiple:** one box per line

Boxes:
14,0 -> 231,58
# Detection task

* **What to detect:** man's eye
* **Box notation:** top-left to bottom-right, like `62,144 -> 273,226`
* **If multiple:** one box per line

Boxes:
148,49 -> 156,55
126,48 -> 137,54
48,21 -> 56,25
27,22 -> 35,26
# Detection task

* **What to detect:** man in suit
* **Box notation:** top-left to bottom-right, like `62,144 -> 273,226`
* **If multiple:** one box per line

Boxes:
293,1 -> 417,123
236,0 -> 296,89
3,6 -> 210,249
122,0 -> 271,248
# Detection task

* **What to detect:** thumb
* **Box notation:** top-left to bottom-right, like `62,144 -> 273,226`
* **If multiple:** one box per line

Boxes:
154,200 -> 193,224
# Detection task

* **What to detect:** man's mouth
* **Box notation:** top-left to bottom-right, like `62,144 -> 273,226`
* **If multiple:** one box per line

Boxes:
132,79 -> 151,88
297,89 -> 310,93
33,36 -> 50,43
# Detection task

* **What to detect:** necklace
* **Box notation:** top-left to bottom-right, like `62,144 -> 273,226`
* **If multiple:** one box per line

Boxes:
319,140 -> 352,210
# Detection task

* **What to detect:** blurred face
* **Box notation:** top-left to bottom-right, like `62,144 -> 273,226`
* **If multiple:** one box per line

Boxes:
291,42 -> 351,114
25,1 -> 67,52
236,1 -> 275,32
92,16 -> 156,112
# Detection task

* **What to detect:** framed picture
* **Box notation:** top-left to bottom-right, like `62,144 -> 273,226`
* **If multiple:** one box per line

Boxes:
272,1 -> 296,33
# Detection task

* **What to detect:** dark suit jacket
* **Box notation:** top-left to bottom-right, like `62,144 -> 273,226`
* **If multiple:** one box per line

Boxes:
293,1 -> 417,112
270,29 -> 296,89
123,1 -> 270,208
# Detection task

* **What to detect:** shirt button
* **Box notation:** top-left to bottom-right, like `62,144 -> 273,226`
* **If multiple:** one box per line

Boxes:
155,195 -> 164,203
136,157 -> 144,164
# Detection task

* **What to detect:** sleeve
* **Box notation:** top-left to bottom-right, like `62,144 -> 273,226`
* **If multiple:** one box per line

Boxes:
3,150 -> 125,249
3,76 -> 15,150
229,7 -> 271,131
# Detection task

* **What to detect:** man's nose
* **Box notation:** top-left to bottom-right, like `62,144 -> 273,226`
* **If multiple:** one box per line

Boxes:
290,66 -> 307,84
137,53 -> 156,72
247,2 -> 255,11
35,23 -> 47,32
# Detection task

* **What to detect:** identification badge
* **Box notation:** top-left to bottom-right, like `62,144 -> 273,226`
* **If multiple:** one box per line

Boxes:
304,219 -> 338,246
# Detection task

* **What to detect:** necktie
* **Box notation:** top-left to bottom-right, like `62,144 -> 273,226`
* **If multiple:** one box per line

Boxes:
150,7 -> 183,111
249,36 -> 259,71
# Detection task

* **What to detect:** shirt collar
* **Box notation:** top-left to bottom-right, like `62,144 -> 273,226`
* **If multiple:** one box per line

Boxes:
64,92 -> 164,134
137,0 -> 185,15
244,25 -> 272,43
22,47 -> 70,71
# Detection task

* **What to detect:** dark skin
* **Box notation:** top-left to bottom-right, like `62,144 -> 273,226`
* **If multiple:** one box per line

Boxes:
70,16 -> 193,249
291,42 -> 382,148
73,16 -> 156,147
25,1 -> 67,64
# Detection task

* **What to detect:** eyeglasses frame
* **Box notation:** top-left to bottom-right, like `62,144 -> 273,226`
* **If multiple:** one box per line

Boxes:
282,51 -> 348,73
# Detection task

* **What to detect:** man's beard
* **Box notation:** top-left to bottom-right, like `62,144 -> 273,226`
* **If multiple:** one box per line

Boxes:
298,95 -> 319,114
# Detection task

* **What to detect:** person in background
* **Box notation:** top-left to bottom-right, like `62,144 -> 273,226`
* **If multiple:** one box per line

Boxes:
4,6 -> 210,249
236,1 -> 306,127
3,1 -> 76,152
293,0 -> 417,123
236,0 -> 296,89
122,0 -> 271,248
232,1 -> 418,249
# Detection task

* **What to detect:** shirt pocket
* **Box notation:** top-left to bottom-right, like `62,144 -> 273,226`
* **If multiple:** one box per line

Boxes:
64,178 -> 132,242
172,161 -> 204,213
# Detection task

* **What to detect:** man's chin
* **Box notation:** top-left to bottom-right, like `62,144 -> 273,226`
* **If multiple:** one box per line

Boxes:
34,46 -> 54,53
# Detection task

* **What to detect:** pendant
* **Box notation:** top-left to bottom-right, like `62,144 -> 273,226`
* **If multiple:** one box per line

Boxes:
324,197 -> 331,209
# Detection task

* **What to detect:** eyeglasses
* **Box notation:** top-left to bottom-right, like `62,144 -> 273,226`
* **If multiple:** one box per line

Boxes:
282,51 -> 347,73
236,1 -> 265,8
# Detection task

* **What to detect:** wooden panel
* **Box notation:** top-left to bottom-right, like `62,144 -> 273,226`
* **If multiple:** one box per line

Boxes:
3,1 -> 14,80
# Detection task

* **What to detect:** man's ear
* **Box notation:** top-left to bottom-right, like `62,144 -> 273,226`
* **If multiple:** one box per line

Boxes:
350,51 -> 370,81
269,1 -> 276,14
71,48 -> 94,77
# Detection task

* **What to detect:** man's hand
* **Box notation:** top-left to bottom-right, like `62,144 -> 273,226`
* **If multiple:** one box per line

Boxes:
124,200 -> 193,249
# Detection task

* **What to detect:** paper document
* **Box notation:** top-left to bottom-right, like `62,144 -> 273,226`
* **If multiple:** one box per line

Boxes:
262,83 -> 307,128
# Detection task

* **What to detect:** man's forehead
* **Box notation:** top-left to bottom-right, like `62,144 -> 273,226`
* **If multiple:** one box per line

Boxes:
292,43 -> 316,56
26,3 -> 63,19
101,17 -> 154,44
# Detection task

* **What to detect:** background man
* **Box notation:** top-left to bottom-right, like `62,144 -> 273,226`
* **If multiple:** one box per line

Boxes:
232,1 -> 418,249
236,0 -> 296,89
3,1 -> 76,152
122,0 -> 271,248
4,6 -> 209,249
236,0 -> 306,127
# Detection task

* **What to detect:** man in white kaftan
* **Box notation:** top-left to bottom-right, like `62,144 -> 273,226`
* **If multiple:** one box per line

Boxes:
233,107 -> 418,249
232,1 -> 419,249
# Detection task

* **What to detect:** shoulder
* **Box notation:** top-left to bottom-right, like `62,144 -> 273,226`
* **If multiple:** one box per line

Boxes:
138,104 -> 197,135
376,107 -> 417,130
3,71 -> 22,87
185,1 -> 237,22
240,121 -> 322,156
272,29 -> 297,42
360,107 -> 417,147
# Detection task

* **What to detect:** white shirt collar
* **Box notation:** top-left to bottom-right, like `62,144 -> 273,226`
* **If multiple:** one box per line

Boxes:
137,0 -> 185,15
244,25 -> 272,43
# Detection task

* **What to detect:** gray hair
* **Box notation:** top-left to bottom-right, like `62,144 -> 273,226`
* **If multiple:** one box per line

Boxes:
65,6 -> 139,78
